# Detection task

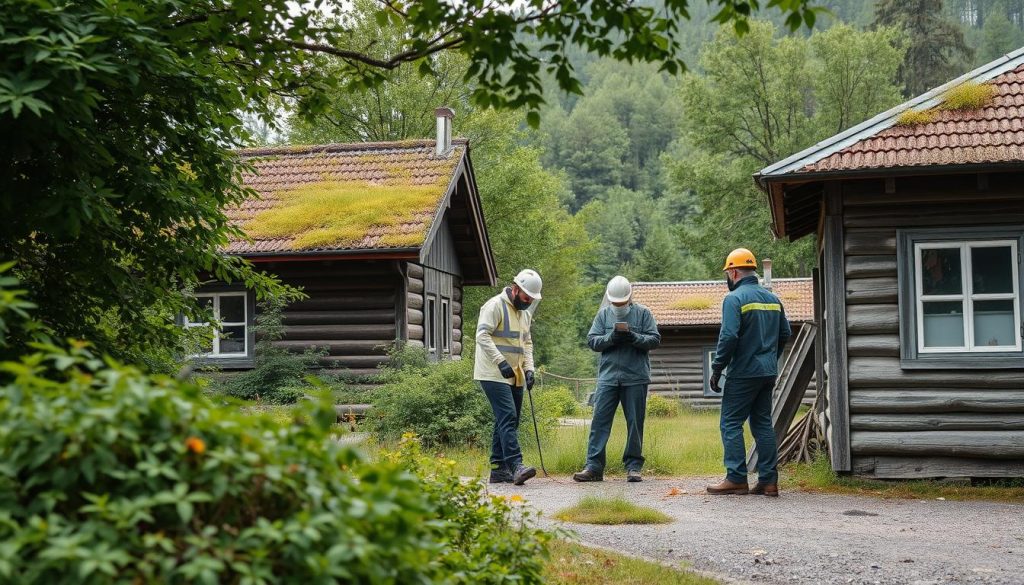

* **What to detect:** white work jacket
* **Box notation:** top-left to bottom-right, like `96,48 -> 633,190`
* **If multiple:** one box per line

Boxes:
473,289 -> 535,386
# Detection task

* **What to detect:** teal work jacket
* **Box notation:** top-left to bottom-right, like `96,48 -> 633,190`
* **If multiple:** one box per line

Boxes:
587,303 -> 661,385
712,276 -> 792,379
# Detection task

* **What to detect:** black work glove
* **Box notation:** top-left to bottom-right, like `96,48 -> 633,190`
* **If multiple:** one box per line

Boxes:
497,360 -> 515,379
525,370 -> 535,391
710,369 -> 723,394
611,329 -> 630,344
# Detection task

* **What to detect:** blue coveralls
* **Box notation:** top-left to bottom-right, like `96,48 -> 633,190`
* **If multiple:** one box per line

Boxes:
584,303 -> 661,474
712,275 -> 792,484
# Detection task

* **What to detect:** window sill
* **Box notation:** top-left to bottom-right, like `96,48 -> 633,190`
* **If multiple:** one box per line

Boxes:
900,356 -> 1024,370
189,356 -> 255,370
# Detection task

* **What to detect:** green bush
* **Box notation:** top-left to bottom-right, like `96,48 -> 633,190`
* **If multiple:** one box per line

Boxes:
646,393 -> 681,418
367,358 -> 494,448
0,343 -> 550,584
533,385 -> 580,418
209,300 -> 325,404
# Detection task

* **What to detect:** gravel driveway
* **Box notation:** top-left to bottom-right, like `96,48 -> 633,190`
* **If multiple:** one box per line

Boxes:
488,476 -> 1024,585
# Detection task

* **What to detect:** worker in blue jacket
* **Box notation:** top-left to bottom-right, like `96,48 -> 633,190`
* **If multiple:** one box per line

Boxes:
573,276 -> 661,483
707,248 -> 791,497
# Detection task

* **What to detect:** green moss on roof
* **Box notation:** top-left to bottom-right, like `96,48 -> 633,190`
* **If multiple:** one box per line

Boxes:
670,296 -> 713,311
244,178 -> 446,250
939,81 -> 996,111
895,108 -> 936,127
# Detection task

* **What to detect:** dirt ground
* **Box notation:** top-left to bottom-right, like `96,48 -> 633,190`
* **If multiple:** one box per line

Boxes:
489,476 -> 1024,585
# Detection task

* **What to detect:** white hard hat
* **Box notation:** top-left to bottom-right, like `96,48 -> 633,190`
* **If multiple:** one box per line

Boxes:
513,268 -> 543,300
605,275 -> 632,303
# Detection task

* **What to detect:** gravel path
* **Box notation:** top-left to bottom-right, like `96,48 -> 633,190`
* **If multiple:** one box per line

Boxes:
488,476 -> 1024,585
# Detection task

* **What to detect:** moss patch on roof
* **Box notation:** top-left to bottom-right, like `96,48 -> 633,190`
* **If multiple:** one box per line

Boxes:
244,178 -> 446,250
939,80 -> 996,111
670,296 -> 714,311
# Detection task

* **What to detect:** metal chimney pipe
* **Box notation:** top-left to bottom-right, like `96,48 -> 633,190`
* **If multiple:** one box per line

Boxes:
435,106 -> 454,156
763,258 -> 773,290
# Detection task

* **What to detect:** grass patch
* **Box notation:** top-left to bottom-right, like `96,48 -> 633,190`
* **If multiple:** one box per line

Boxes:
553,495 -> 672,525
939,80 -> 996,111
245,178 -> 449,250
385,409 -> 750,478
545,540 -> 719,585
784,455 -> 1024,503
669,296 -> 713,311
895,108 -> 936,126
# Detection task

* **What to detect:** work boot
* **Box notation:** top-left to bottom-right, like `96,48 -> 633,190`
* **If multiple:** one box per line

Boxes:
489,467 -> 513,484
571,468 -> 603,482
706,478 -> 749,495
626,469 -> 643,483
750,482 -> 779,497
512,463 -> 537,486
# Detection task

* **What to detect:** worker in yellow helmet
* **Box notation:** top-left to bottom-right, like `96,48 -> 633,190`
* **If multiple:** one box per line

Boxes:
707,248 -> 791,497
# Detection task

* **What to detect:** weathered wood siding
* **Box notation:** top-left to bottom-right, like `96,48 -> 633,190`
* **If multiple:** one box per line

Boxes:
260,260 -> 400,379
840,175 -> 1024,478
406,262 -> 463,359
649,326 -> 818,408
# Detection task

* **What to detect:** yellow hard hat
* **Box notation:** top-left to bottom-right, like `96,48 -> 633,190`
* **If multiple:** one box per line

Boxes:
723,248 -> 757,271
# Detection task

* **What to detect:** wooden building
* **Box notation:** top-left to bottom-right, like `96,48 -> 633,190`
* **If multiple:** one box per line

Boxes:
756,51 -> 1024,478
189,109 -> 497,379
631,278 -> 816,407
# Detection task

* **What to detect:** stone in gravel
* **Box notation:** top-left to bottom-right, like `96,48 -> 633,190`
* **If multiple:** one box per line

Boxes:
842,509 -> 879,517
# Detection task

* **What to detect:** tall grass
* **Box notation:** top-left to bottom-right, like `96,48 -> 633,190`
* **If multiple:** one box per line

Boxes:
422,409 -> 751,478
553,495 -> 672,525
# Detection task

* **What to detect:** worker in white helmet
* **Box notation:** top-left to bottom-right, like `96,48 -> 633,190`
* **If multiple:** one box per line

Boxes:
574,275 -> 661,483
474,269 -> 543,485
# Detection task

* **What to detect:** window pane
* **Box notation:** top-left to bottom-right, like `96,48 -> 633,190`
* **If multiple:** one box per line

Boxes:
920,248 -> 962,295
971,246 -> 1014,294
922,301 -> 965,347
196,296 -> 214,310
427,299 -> 436,349
973,299 -> 1017,347
220,295 -> 245,323
219,325 -> 246,354
196,327 -> 215,354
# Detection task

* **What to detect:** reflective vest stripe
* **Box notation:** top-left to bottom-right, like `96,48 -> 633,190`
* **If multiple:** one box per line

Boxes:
494,344 -> 524,354
740,302 -> 781,314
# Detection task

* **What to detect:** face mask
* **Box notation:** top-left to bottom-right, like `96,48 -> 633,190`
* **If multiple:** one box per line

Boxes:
612,304 -> 630,318
726,274 -> 738,291
513,297 -> 532,311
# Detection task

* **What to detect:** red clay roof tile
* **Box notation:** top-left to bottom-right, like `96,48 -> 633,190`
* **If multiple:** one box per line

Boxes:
631,278 -> 813,327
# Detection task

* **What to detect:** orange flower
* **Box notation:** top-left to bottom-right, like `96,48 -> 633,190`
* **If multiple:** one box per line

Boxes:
185,436 -> 206,454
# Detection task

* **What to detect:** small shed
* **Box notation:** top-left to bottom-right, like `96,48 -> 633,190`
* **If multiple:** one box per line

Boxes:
631,278 -> 816,407
190,110 -> 497,380
756,50 -> 1024,478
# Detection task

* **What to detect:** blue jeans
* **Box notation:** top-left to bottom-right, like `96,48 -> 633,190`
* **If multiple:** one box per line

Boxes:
720,376 -> 778,484
480,381 -> 524,471
585,383 -> 647,473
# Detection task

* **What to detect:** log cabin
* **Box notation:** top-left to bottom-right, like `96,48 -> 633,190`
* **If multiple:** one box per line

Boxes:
187,108 -> 497,380
755,50 -> 1024,478
631,277 -> 816,407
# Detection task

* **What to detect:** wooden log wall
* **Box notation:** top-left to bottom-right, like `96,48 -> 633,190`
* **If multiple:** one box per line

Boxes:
840,174 -> 1024,478
259,260 -> 399,380
405,263 -> 464,357
648,327 -> 818,408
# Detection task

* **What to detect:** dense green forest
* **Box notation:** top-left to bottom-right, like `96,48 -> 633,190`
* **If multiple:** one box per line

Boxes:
283,0 -> 1023,372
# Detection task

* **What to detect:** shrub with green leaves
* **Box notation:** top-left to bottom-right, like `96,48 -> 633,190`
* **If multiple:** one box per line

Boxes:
532,385 -> 580,419
209,300 -> 325,404
367,358 -> 494,448
0,343 -> 549,584
646,393 -> 681,418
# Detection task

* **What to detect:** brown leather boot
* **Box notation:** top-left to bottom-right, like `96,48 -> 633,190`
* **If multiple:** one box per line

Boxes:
750,482 -> 779,497
706,479 -> 749,495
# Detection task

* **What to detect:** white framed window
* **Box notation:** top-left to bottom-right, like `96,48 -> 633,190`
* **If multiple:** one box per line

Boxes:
914,240 -> 1021,353
441,298 -> 451,355
898,227 -> 1024,369
185,292 -> 249,357
702,347 -> 726,398
426,296 -> 437,353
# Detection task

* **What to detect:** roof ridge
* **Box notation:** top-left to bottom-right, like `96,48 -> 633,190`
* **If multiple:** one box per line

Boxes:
632,277 -> 812,286
757,48 -> 1024,180
236,138 -> 469,158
